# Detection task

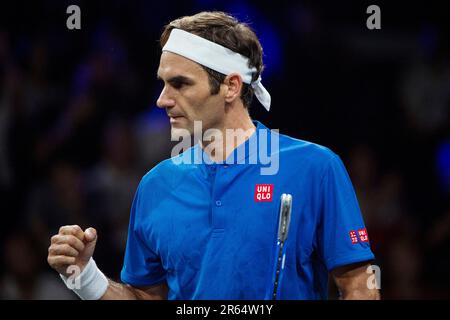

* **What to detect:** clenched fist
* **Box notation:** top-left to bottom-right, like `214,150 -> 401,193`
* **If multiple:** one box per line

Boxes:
47,225 -> 98,277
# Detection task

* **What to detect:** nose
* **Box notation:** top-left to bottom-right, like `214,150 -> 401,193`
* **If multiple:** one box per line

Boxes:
156,86 -> 176,109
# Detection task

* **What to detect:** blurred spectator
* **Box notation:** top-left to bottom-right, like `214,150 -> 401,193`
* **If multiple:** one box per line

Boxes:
435,141 -> 450,195
399,27 -> 450,136
26,161 -> 89,253
0,231 -> 76,299
424,209 -> 450,298
347,145 -> 424,298
83,118 -> 141,277
133,107 -> 173,173
384,232 -> 424,299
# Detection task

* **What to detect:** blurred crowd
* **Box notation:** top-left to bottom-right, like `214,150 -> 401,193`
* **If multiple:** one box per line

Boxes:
0,1 -> 449,299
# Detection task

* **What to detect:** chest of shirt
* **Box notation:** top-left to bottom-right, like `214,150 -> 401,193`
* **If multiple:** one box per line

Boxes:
140,162 -> 321,269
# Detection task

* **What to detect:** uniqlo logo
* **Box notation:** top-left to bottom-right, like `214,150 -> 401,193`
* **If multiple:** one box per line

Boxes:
358,228 -> 369,242
349,230 -> 359,244
254,184 -> 273,202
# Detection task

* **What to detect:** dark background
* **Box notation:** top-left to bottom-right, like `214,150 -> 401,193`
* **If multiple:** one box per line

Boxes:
0,0 -> 449,299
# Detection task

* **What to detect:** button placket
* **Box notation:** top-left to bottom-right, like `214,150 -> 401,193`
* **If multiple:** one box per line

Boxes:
211,165 -> 226,232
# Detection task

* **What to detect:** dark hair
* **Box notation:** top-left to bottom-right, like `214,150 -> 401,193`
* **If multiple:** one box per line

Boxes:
160,11 -> 264,109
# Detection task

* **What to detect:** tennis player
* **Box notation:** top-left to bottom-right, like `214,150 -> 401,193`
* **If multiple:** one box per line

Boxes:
47,11 -> 380,300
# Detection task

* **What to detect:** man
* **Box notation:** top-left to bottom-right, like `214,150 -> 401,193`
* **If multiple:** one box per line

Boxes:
48,11 -> 380,300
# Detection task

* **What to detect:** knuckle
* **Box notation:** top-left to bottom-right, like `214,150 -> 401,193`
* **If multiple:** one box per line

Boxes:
72,239 -> 80,248
67,236 -> 81,249
66,235 -> 75,245
63,244 -> 77,254
52,245 -> 61,254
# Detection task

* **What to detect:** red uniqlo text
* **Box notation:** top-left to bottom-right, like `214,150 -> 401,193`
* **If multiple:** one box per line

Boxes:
357,228 -> 369,242
254,184 -> 273,202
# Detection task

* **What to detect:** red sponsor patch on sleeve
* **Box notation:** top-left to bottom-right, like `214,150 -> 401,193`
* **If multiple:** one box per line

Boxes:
357,228 -> 369,242
349,230 -> 359,244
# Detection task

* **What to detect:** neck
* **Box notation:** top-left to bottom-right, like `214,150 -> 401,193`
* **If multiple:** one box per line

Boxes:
199,104 -> 256,163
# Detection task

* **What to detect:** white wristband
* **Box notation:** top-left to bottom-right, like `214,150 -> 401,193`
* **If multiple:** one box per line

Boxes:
60,258 -> 109,300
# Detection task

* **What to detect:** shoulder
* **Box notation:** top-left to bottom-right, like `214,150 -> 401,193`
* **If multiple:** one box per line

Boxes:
266,130 -> 348,182
276,131 -> 338,166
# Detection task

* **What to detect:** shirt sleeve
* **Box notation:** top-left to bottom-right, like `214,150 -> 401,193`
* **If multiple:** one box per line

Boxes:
120,180 -> 166,286
316,154 -> 375,272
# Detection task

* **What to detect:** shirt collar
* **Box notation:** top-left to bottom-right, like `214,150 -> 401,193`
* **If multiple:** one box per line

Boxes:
193,120 -> 269,166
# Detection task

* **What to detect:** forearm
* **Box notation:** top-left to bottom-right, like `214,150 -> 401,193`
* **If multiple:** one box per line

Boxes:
100,279 -> 142,299
333,262 -> 381,300
339,287 -> 380,300
60,258 -> 167,300
100,280 -> 164,300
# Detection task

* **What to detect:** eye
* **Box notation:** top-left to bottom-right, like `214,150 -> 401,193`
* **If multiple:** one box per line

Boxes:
171,81 -> 185,89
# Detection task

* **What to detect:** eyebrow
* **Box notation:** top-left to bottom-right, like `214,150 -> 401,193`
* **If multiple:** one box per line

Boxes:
156,74 -> 195,85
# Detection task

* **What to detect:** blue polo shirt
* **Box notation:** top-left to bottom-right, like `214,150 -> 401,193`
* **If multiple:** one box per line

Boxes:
120,121 -> 375,299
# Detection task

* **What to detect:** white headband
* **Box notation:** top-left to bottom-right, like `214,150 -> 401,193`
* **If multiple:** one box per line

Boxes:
162,28 -> 271,111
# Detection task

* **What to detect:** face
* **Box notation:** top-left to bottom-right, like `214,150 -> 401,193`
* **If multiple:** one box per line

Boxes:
156,52 -> 226,139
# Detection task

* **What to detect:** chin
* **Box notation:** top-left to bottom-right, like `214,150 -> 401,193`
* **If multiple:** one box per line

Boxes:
170,126 -> 192,141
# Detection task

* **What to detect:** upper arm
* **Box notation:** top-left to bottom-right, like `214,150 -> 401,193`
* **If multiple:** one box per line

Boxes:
121,179 -> 167,286
331,261 -> 380,300
316,154 -> 375,271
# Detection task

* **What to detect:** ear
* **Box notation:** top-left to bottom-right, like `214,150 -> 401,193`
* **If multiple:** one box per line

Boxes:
223,73 -> 243,104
